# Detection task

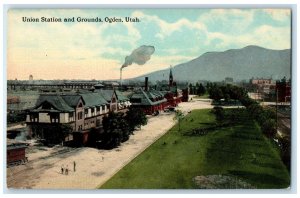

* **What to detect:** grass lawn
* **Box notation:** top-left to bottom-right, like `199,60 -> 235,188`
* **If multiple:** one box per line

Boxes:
100,109 -> 290,189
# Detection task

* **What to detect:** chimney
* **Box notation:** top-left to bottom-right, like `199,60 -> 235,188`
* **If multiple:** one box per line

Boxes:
145,77 -> 148,91
120,68 -> 122,86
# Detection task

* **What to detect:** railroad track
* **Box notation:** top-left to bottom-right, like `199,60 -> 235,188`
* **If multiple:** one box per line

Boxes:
7,147 -> 83,188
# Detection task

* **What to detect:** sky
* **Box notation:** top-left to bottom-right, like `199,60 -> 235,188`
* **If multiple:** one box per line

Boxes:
7,8 -> 291,80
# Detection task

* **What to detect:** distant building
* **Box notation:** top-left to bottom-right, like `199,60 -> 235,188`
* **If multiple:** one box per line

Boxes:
129,66 -> 188,115
130,88 -> 167,115
250,77 -> 276,98
7,96 -> 20,112
130,77 -> 167,115
276,78 -> 291,102
250,78 -> 272,85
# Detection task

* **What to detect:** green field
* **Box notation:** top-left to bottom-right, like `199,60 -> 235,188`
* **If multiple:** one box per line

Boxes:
100,109 -> 290,189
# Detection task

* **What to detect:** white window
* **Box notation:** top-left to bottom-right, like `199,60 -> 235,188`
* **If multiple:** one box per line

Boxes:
69,112 -> 74,122
84,109 -> 88,118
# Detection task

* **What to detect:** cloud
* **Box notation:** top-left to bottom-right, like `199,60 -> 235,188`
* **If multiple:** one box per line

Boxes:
199,9 -> 255,34
205,25 -> 291,50
132,11 -> 207,40
263,9 -> 291,22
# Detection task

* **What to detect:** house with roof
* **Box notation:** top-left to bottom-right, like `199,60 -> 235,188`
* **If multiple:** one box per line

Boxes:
26,94 -> 80,142
129,66 -> 189,115
115,90 -> 131,111
25,89 -> 131,145
130,87 -> 167,115
96,89 -> 131,112
26,92 -> 109,144
79,92 -> 109,130
96,89 -> 118,112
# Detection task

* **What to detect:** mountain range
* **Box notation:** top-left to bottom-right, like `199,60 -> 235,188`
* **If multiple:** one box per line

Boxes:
127,45 -> 291,83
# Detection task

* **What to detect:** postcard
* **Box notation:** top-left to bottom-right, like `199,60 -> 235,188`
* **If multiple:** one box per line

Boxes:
6,8 -> 291,190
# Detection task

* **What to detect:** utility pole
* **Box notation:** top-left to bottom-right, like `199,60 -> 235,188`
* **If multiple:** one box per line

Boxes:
276,88 -> 278,132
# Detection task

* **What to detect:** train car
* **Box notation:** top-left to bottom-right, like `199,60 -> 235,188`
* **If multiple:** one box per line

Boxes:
7,142 -> 28,166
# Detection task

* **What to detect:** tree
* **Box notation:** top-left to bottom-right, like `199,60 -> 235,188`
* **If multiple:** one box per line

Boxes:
197,83 -> 206,96
209,86 -> 223,102
60,124 -> 73,142
174,110 -> 184,132
189,83 -> 194,94
125,107 -> 148,131
87,127 -> 100,147
101,112 -> 130,149
224,94 -> 230,102
213,106 -> 225,123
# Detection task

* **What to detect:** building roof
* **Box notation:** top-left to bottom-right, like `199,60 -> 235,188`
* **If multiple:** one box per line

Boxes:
145,91 -> 157,101
30,90 -> 126,113
7,140 -> 28,150
79,92 -> 108,108
94,83 -> 105,88
115,90 -> 129,102
130,88 -> 167,106
34,95 -> 74,112
96,89 -> 114,102
61,95 -> 83,107
150,89 -> 165,98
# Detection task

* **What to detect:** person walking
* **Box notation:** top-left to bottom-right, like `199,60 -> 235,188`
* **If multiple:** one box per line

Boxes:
61,165 -> 64,174
73,161 -> 76,172
65,165 -> 69,175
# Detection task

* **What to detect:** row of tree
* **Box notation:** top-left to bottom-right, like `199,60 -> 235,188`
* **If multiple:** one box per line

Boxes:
208,83 -> 290,171
189,83 -> 206,96
239,90 -> 290,171
207,83 -> 276,137
207,83 -> 247,102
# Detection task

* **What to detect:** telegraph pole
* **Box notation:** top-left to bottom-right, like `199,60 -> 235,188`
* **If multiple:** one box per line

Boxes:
276,87 -> 278,132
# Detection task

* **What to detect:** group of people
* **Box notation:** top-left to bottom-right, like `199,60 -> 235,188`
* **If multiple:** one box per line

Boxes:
61,161 -> 76,175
